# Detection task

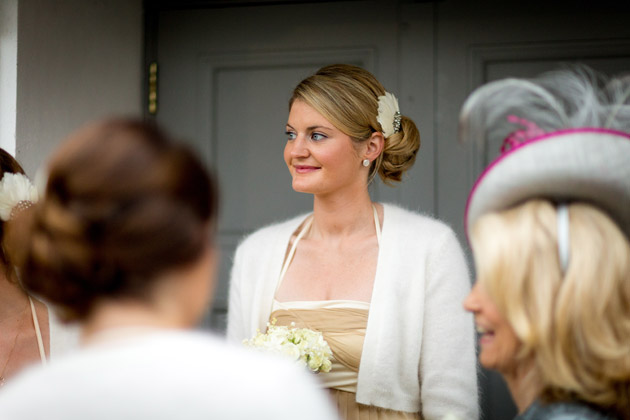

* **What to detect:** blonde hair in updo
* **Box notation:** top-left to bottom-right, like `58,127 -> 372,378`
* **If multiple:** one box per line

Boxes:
471,200 -> 630,418
289,64 -> 420,184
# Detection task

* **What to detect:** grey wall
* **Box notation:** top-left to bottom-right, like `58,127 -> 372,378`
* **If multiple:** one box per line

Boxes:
0,0 -> 19,155
15,0 -> 143,176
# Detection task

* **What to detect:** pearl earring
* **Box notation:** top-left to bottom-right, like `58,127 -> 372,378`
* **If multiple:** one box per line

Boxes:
362,159 -> 370,167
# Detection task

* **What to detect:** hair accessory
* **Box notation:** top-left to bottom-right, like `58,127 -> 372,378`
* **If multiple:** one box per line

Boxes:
501,115 -> 546,153
463,69 -> 630,242
362,159 -> 370,167
0,173 -> 39,221
556,204 -> 570,274
377,92 -> 402,137
393,111 -> 402,133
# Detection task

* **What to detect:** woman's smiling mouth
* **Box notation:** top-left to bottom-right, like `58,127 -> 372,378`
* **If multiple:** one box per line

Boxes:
294,165 -> 320,174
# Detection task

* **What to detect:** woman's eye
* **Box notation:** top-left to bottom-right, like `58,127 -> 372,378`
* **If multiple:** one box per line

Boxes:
285,131 -> 297,140
311,133 -> 327,141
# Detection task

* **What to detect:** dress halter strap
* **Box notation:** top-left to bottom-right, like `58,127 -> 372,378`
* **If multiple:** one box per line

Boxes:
372,204 -> 381,244
28,296 -> 47,366
277,205 -> 381,290
278,215 -> 313,284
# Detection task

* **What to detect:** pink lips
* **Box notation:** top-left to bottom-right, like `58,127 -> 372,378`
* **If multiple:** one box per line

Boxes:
479,332 -> 495,346
476,324 -> 495,346
294,165 -> 320,174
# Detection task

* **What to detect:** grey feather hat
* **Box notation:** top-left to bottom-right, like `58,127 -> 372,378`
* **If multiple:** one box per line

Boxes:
461,68 -> 630,239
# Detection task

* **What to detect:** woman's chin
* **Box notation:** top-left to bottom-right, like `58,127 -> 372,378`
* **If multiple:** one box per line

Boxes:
479,353 -> 518,376
478,347 -> 500,371
291,181 -> 317,194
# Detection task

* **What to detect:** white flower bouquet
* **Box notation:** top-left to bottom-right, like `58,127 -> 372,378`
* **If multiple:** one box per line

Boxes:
243,319 -> 332,373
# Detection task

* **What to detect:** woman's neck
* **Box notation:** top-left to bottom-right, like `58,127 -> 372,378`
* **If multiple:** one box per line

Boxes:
503,360 -> 539,413
311,189 -> 375,240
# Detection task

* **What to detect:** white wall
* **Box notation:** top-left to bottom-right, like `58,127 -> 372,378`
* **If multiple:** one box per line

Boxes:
15,0 -> 143,175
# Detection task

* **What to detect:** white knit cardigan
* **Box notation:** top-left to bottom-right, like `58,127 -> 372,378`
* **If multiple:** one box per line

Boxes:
227,203 -> 479,419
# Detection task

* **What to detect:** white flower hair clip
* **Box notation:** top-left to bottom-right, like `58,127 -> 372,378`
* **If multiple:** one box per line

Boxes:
377,92 -> 402,138
0,173 -> 39,221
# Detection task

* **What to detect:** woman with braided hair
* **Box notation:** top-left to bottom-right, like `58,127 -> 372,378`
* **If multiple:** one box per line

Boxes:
228,64 -> 478,420
0,119 -> 338,420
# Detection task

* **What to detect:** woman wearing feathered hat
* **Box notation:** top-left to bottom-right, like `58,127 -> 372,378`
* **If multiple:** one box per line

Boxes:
462,68 -> 630,419
228,64 -> 478,419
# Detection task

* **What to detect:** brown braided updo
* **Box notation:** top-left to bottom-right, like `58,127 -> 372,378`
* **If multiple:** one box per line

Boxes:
17,120 -> 217,321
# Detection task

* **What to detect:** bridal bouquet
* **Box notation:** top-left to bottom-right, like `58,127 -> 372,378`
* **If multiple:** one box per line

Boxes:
244,320 -> 332,373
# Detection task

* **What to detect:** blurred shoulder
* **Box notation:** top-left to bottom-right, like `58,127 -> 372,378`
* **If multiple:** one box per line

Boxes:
517,400 -> 616,420
0,331 -> 338,419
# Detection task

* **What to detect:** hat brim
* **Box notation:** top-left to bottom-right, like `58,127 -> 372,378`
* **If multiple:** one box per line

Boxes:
465,128 -> 630,239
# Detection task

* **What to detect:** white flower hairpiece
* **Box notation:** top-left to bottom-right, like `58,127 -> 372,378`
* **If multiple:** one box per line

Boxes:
377,92 -> 402,138
0,173 -> 39,221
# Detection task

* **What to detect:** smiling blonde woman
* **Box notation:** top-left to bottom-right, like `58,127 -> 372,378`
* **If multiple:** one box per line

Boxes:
462,68 -> 630,420
228,64 -> 478,420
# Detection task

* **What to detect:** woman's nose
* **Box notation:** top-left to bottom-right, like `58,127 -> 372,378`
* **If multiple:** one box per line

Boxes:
463,282 -> 480,313
290,136 -> 309,158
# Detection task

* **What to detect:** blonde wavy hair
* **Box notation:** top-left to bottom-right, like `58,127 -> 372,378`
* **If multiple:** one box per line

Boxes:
289,64 -> 420,185
471,199 -> 630,418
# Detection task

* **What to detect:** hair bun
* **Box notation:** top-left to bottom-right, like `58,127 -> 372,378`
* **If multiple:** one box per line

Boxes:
18,119 -> 217,322
378,116 -> 421,184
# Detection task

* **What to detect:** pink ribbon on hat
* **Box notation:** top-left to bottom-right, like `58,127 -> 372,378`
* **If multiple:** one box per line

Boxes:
501,115 -> 546,153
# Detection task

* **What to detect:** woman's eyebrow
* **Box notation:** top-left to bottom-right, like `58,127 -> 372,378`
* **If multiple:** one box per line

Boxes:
307,125 -> 333,131
285,123 -> 333,131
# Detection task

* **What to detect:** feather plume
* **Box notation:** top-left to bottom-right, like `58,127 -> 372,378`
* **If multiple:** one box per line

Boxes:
377,92 -> 401,137
0,173 -> 39,221
459,66 -> 630,150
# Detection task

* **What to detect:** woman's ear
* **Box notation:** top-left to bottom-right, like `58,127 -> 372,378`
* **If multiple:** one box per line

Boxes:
364,131 -> 385,161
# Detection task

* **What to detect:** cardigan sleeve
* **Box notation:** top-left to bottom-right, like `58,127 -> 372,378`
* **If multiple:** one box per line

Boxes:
420,228 -> 479,420
225,217 -> 303,344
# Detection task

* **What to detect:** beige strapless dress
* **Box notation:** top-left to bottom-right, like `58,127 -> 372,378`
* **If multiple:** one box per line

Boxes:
271,300 -> 421,420
273,208 -> 421,419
